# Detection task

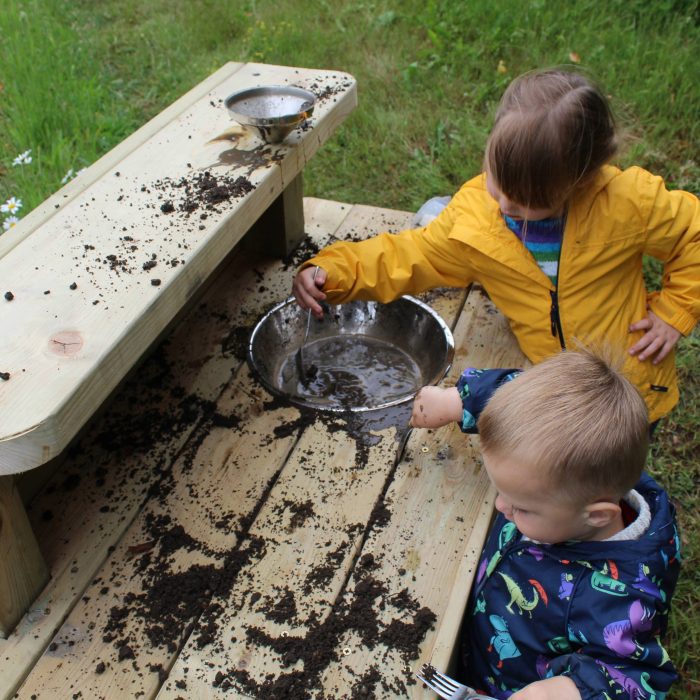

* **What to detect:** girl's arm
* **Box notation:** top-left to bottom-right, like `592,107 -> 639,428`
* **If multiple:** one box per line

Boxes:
637,169 -> 700,352
292,194 -> 477,313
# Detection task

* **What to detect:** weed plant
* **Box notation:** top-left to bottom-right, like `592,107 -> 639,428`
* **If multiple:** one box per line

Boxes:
1,0 -> 698,696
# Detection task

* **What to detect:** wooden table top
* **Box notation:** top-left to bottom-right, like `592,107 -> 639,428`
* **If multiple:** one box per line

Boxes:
3,197 -> 527,699
0,62 -> 356,474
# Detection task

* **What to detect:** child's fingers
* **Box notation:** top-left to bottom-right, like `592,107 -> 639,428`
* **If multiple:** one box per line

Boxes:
629,317 -> 652,333
651,340 -> 675,364
635,336 -> 664,361
292,268 -> 327,315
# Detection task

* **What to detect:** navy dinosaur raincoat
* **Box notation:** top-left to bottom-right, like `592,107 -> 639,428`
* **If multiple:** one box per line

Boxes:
455,368 -> 681,699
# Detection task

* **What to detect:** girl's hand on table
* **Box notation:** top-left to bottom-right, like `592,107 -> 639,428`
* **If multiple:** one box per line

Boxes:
510,676 -> 581,700
628,310 -> 681,364
410,386 -> 462,428
293,266 -> 327,319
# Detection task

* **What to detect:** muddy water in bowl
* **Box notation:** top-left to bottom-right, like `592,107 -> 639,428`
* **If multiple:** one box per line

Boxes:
278,334 -> 423,409
249,297 -> 454,413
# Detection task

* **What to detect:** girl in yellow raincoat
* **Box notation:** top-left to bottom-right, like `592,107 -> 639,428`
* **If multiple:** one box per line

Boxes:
292,68 -> 700,423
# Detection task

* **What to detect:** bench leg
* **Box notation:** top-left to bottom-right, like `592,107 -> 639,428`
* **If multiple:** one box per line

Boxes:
0,475 -> 49,637
244,173 -> 305,257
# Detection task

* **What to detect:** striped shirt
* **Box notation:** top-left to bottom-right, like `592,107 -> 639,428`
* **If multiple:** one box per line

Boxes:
503,214 -> 566,287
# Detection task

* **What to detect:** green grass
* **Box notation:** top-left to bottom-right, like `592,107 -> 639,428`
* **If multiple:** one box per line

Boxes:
1,0 -> 699,696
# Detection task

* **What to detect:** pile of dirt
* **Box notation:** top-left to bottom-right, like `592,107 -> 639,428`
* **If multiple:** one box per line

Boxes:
153,170 -> 255,217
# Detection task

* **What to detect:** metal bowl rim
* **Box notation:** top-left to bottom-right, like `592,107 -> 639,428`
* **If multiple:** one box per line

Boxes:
247,295 -> 455,413
224,85 -> 316,127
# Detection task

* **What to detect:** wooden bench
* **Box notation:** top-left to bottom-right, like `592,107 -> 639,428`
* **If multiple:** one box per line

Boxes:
0,62 -> 357,636
1,197 -> 527,699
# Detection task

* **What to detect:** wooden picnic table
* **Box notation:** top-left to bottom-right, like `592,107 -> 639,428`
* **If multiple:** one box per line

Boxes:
1,196 -> 527,699
0,62 -> 356,636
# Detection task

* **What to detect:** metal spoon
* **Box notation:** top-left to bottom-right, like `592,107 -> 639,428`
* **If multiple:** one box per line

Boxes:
295,266 -> 319,384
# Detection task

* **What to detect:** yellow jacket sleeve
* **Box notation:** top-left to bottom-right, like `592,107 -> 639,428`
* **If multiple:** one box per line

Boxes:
303,199 -> 478,304
637,168 -> 700,335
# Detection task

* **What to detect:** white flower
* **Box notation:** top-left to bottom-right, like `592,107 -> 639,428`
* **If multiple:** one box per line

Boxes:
0,197 -> 22,214
2,216 -> 19,231
12,149 -> 32,166
60,167 -> 86,185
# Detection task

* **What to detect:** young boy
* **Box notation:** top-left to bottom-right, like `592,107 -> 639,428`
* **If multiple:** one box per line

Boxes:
411,350 -> 680,700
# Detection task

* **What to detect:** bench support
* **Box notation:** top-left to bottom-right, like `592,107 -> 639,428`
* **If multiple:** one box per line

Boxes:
0,476 -> 49,637
244,173 -> 305,257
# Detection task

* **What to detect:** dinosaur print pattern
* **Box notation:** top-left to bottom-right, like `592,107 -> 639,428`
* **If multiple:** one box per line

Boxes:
460,474 -> 680,699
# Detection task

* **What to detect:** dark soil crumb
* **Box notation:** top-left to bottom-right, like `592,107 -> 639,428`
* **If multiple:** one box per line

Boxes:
221,325 -> 251,361
69,282 -> 77,290
274,498 -> 316,530
0,372 -> 10,381
117,643 -> 135,661
151,279 -> 162,286
148,662 -> 169,684
262,587 -> 298,624
281,236 -> 322,271
4,291 -> 13,301
368,500 -> 392,531
350,664 -> 381,699
95,661 -> 106,674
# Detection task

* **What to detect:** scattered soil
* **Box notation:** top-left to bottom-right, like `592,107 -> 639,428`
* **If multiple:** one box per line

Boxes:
28,103 -> 439,697
4,291 -> 13,301
153,170 -> 254,217
218,569 -> 435,697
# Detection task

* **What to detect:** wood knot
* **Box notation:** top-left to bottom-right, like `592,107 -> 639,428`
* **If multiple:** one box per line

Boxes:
48,331 -> 84,357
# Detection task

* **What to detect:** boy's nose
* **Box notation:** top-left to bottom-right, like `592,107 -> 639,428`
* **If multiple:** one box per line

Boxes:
495,494 -> 513,519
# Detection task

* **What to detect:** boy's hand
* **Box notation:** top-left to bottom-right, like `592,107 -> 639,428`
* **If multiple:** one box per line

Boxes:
292,266 -> 327,319
628,310 -> 681,364
510,676 -> 581,700
409,386 -> 463,428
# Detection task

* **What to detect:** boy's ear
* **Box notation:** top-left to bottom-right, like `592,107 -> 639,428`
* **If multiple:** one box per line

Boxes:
584,501 -> 621,529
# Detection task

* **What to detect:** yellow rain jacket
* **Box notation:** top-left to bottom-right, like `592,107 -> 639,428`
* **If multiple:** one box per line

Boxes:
304,166 -> 700,422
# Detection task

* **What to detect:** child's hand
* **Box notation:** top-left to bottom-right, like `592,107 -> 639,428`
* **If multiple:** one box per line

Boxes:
510,676 -> 581,700
409,386 -> 463,428
292,266 -> 327,319
628,310 -> 681,364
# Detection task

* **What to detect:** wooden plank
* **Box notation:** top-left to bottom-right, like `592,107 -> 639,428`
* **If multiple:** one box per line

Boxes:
0,197 -> 354,698
0,477 -> 49,637
155,206 -> 468,699
13,365 -> 304,700
0,62 -> 357,473
0,250 -> 256,698
318,286 -> 529,698
0,63 -> 246,261
7,198 -> 476,699
155,408 -> 405,699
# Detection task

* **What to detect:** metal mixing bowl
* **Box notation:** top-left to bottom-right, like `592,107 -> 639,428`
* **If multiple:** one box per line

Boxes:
224,85 -> 316,143
248,297 -> 454,412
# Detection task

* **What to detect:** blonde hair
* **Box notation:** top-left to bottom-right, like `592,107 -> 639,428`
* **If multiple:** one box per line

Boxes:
485,68 -> 618,210
478,348 -> 648,503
